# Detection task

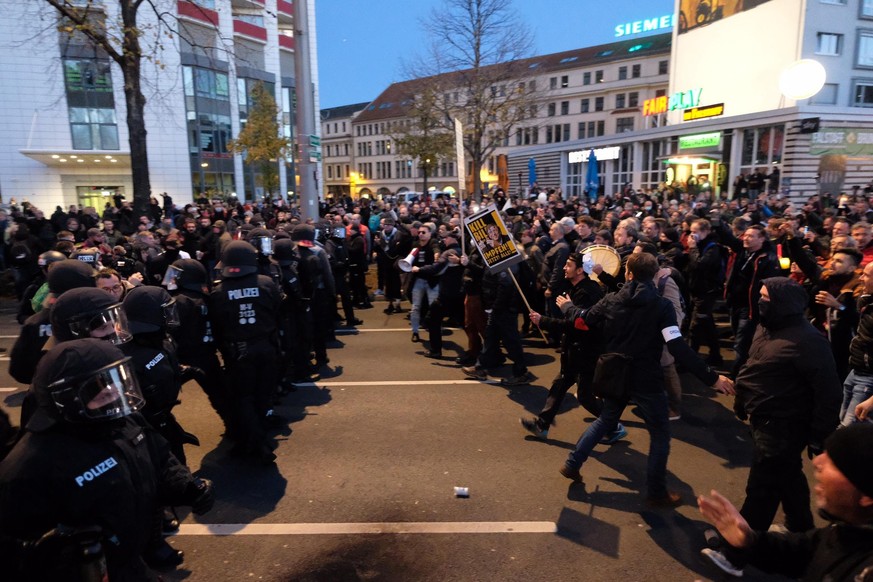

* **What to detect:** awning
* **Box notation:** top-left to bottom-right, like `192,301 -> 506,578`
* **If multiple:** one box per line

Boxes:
20,149 -> 131,169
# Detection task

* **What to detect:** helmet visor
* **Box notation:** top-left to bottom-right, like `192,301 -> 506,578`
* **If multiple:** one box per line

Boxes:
254,237 -> 273,255
48,357 -> 144,422
161,264 -> 183,291
163,297 -> 180,328
68,304 -> 132,345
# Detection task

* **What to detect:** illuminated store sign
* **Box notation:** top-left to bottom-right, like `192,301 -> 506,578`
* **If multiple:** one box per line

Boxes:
682,103 -> 725,121
615,14 -> 674,37
679,132 -> 721,149
568,146 -> 621,163
644,88 -> 703,116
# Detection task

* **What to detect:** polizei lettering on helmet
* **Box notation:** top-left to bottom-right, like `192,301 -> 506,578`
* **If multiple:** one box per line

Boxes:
74,456 -> 119,487
145,352 -> 165,370
227,287 -> 260,300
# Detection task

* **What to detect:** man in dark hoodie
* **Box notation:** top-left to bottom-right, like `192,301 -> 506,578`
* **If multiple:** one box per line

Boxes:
702,276 -> 842,577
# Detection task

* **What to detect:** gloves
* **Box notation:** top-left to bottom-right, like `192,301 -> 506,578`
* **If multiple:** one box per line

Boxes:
180,366 -> 207,385
807,441 -> 824,460
185,477 -> 214,515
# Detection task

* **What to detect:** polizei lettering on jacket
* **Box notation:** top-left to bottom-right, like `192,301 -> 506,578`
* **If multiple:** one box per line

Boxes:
74,456 -> 119,487
145,352 -> 165,370
228,288 -> 260,300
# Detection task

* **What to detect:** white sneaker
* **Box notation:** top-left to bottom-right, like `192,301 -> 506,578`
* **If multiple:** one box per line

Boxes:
701,548 -> 744,577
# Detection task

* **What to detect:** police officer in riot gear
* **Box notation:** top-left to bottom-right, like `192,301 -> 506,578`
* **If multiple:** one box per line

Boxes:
273,238 -> 316,385
292,225 -> 332,369
324,223 -> 361,327
0,339 -> 214,581
163,259 -> 230,429
209,241 -> 283,463
9,259 -> 96,386
249,227 -> 282,283
17,250 -> 65,323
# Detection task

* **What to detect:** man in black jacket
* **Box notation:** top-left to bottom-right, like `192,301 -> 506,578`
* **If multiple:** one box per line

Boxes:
699,423 -> 873,581
523,252 -> 610,439
555,253 -> 734,506
703,276 -> 842,576
686,218 -> 725,366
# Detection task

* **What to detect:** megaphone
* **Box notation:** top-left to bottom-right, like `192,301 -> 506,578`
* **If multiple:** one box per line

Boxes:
398,248 -> 419,272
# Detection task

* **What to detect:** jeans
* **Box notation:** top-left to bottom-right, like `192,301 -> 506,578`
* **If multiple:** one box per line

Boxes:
565,387 -> 671,498
840,369 -> 873,425
410,278 -> 439,333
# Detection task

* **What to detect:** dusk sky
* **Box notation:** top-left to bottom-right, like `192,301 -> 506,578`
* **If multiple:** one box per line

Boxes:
315,0 -> 676,110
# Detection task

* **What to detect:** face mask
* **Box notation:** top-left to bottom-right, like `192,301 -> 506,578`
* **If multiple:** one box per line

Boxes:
758,298 -> 772,326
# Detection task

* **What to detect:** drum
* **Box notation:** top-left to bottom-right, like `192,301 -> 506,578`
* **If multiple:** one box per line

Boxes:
581,244 -> 621,283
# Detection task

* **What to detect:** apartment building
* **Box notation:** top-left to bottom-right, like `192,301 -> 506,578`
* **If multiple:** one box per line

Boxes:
0,0 -> 314,211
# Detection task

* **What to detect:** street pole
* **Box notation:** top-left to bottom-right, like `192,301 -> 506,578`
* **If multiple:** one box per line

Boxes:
294,0 -> 318,221
423,158 -> 429,197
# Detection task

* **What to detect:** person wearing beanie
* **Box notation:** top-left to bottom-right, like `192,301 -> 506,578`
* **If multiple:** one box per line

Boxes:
699,423 -> 873,580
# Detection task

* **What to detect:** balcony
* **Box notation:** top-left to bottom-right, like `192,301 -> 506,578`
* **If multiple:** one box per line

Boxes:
279,34 -> 295,51
177,0 -> 218,26
233,18 -> 267,42
277,0 -> 294,24
231,0 -> 264,8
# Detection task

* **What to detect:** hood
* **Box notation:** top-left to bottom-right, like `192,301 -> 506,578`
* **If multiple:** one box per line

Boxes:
760,276 -> 807,327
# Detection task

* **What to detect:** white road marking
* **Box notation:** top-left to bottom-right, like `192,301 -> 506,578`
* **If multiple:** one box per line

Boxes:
0,387 -> 19,392
295,379 -> 499,387
0,335 -> 19,339
175,521 -> 556,536
338,328 -> 462,333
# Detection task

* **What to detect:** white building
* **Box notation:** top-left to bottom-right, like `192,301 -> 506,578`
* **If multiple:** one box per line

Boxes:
0,0 -> 317,212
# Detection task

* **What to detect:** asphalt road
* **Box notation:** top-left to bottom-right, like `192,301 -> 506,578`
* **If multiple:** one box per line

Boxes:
0,298 -> 803,581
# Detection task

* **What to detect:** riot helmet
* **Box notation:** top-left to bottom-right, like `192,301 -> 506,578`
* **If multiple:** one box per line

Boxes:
47,259 -> 96,295
163,258 -> 209,294
36,339 -> 144,426
273,238 -> 298,266
51,287 -> 132,345
219,241 -> 258,278
71,247 -> 100,268
38,250 -> 66,271
122,286 -> 180,334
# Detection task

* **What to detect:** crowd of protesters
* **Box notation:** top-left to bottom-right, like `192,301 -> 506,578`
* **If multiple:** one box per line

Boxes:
0,180 -> 872,579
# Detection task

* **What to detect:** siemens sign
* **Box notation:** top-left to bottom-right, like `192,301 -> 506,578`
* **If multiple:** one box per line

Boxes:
615,15 -> 675,38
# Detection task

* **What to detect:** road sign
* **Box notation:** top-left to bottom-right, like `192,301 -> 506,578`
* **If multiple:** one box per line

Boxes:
309,135 -> 321,148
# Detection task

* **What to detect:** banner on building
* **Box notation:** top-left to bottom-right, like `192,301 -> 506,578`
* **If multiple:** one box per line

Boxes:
678,0 -> 773,35
810,127 -> 873,156
464,205 -> 523,272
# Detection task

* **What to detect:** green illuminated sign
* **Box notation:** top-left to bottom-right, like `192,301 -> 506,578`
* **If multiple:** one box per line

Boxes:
679,132 -> 721,149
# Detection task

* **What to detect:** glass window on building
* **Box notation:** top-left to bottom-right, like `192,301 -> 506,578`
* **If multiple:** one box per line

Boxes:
550,77 -> 557,89
64,58 -> 118,150
69,107 -> 119,150
853,80 -> 873,106
561,75 -> 569,88
659,60 -> 668,75
858,31 -> 873,67
560,101 -> 569,115
547,103 -> 556,116
863,0 -> 873,17
739,125 -> 785,176
596,120 -> 605,137
583,72 -> 591,85
595,96 -> 604,111
618,66 -> 627,80
641,141 -> 664,190
616,93 -> 626,108
616,117 -> 634,133
578,122 -> 585,139
629,91 -> 639,107
546,126 -> 553,143
595,70 -> 604,83
810,83 -> 838,104
632,64 -> 641,78
612,144 -> 634,189
581,98 -> 589,113
562,124 -> 570,142
817,32 -> 843,55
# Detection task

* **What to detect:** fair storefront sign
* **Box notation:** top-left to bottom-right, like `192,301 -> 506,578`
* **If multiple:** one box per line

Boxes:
810,128 -> 873,156
644,88 -> 702,116
568,146 -> 620,163
614,14 -> 674,37
679,132 -> 721,150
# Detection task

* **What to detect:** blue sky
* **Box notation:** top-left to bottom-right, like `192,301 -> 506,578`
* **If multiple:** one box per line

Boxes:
316,0 -> 676,109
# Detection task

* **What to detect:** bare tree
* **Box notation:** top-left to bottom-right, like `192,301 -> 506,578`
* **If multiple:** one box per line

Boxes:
413,0 -> 536,199
388,81 -> 456,194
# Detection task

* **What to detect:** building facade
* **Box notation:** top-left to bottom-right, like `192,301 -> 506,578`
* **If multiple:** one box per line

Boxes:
319,34 -> 672,201
0,0 -> 315,212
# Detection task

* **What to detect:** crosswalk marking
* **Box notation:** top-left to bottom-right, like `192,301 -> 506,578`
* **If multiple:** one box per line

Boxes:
294,379 -> 499,387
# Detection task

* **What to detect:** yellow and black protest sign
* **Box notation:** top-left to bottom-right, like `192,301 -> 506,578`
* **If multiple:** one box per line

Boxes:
464,205 -> 523,272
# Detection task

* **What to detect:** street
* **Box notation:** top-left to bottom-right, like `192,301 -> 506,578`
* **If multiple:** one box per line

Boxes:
0,299 -> 799,581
